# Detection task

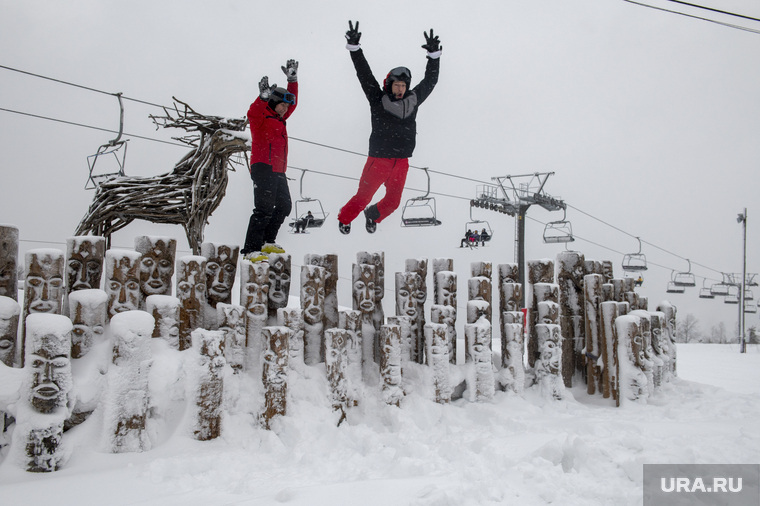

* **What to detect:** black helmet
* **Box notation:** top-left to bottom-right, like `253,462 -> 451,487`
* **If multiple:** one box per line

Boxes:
383,66 -> 411,94
268,87 -> 295,107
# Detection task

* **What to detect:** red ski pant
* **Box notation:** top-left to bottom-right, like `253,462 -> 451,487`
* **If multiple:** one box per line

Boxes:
338,157 -> 409,225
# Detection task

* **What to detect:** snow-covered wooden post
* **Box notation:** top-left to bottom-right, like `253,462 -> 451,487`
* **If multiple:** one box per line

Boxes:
200,242 -> 238,329
357,251 -> 385,333
601,260 -> 614,284
466,319 -> 494,402
425,322 -> 450,404
19,314 -> 73,472
529,280 -> 558,369
647,312 -> 666,389
353,263 -> 376,373
498,263 -> 519,358
339,310 -> 363,406
301,264 -> 326,365
656,301 -> 678,377
104,249 -> 142,321
612,279 -> 626,303
556,251 -> 585,386
24,249 -> 65,318
434,270 -> 457,364
600,301 -> 619,405
433,258 -> 454,301
380,323 -> 403,407
0,296 -> 19,367
650,311 -> 671,384
502,311 -> 525,394
240,260 -> 269,361
278,307 -> 304,369
261,326 -> 290,429
146,295 -> 180,348
602,283 -> 614,303
68,289 -> 107,359
267,253 -> 291,326
305,253 -> 339,332
615,314 -> 648,403
64,236 -> 105,312
429,304 -> 455,366
325,328 -> 349,422
584,274 -> 603,395
406,258 -> 428,363
218,303 -> 246,373
191,329 -> 225,441
177,256 -> 207,351
104,310 -> 154,453
0,225 -> 19,301
395,271 -> 422,363
387,315 -> 413,365
134,236 -> 176,305
527,259 -> 554,369
535,323 -> 565,400
467,271 -> 492,364
631,310 -> 656,395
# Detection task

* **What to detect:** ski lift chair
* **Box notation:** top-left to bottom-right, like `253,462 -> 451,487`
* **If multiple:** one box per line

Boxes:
288,170 -> 328,232
463,204 -> 493,247
543,209 -> 574,244
698,279 -> 715,299
724,286 -> 740,304
710,282 -> 730,296
665,271 -> 685,294
744,289 -> 754,301
745,302 -> 758,314
622,237 -> 648,272
86,92 -> 128,189
672,259 -> 696,287
401,168 -> 442,227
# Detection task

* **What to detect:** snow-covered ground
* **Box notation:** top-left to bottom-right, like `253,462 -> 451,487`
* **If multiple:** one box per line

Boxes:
1,341 -> 758,506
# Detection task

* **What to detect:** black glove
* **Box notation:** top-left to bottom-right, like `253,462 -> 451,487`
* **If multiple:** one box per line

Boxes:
258,76 -> 276,100
345,20 -> 361,45
281,59 -> 298,82
422,29 -> 441,53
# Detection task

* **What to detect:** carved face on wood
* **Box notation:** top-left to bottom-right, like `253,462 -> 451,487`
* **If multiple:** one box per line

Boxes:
503,282 -> 522,312
25,252 -> 64,315
267,255 -> 291,310
177,259 -> 207,316
301,267 -> 325,326
66,238 -> 104,293
358,252 -> 384,301
138,239 -> 176,297
151,302 -> 180,345
241,263 -> 269,317
28,336 -> 71,413
203,244 -> 238,306
0,313 -> 17,367
69,296 -> 105,359
263,331 -> 288,387
429,325 -> 447,358
106,254 -> 141,317
396,272 -> 419,319
437,273 -> 457,308
352,264 -> 375,315
538,326 -> 561,375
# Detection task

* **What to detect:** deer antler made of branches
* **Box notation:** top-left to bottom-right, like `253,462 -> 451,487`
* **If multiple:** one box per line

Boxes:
150,97 -> 248,147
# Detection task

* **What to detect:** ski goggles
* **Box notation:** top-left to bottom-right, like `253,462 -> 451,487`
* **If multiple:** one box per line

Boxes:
271,88 -> 296,105
388,66 -> 411,81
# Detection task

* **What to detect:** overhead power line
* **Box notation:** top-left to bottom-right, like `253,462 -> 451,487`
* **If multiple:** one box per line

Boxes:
622,0 -> 760,34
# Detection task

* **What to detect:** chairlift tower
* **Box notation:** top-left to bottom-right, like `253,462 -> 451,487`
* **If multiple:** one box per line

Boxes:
472,172 -> 566,307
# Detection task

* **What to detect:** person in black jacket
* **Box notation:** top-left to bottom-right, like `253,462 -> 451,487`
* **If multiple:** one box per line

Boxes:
337,20 -> 441,234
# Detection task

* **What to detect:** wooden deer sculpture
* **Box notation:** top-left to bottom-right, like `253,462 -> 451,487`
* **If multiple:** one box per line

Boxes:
76,98 -> 250,254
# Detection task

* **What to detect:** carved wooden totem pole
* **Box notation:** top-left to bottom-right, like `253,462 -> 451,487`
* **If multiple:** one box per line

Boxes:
556,251 -> 585,386
395,271 -> 422,363
68,289 -> 107,359
325,328 -> 349,422
23,249 -> 65,366
261,326 -> 290,429
135,236 -> 177,307
339,310 -> 363,405
0,224 -> 19,301
466,318 -> 494,402
218,303 -> 246,373
656,301 -> 678,377
405,258 -> 428,362
177,256 -> 207,351
380,323 -> 403,406
534,323 -> 565,400
267,253 -> 291,325
278,307 -> 305,369
200,242 -> 238,328
584,273 -> 604,395
146,294 -> 181,348
240,260 -> 269,363
600,301 -> 620,405
502,310 -> 525,394
527,259 -> 554,369
357,251 -> 385,333
425,322 -> 451,403
305,253 -> 338,332
352,262 -> 376,375
301,264 -> 326,366
615,314 -> 648,403
64,236 -> 105,312
191,329 -> 225,440
435,270 -> 457,364
104,249 -> 142,321
0,295 -> 20,368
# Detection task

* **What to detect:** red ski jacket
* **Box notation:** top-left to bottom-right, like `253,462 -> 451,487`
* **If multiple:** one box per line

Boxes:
247,81 -> 298,173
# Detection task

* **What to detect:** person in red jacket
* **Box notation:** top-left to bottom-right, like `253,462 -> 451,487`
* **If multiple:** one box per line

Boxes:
242,59 -> 298,262
337,21 -> 441,235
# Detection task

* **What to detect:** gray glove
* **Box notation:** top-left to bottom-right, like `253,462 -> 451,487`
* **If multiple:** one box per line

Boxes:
281,59 -> 298,82
258,76 -> 276,100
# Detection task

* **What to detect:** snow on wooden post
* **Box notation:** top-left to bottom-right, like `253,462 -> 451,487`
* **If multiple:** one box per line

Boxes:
64,236 -> 105,311
357,251 -> 385,334
104,249 -> 142,323
134,236 -> 176,306
602,283 -> 614,303
612,279 -> 626,303
529,280 -> 558,368
466,319 -> 494,402
22,249 -> 65,366
502,311 -> 525,394
584,274 -> 604,395
339,310 -> 363,406
650,311 -> 672,384
430,304 -> 455,366
301,264 -> 326,366
615,314 -> 648,404
498,264 -> 519,357
406,258 -> 429,363
0,225 -> 19,301
466,300 -> 490,363
432,258 -> 454,302
145,295 -> 180,348
656,301 -> 677,377
630,310 -> 656,396
261,326 -> 290,429
218,303 -> 246,373
601,260 -> 614,284
191,329 -> 225,441
434,270 -> 458,364
380,324 -> 403,407
240,260 -> 269,362
19,314 -> 72,472
200,242 -> 239,329
0,296 -> 19,367
104,310 -> 154,453
278,307 -> 305,369
425,322 -> 450,404
352,263 -> 376,374
267,253 -> 291,326
556,251 -> 585,387
68,289 -> 107,359
387,315 -> 413,366
527,260 -> 554,369
305,253 -> 339,332
395,271 -> 422,363
177,256 -> 207,351
535,323 -> 565,400
325,328 -> 349,422
600,301 -> 620,405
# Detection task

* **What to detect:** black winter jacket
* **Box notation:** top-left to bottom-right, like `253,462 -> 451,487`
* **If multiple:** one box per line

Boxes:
350,49 -> 439,158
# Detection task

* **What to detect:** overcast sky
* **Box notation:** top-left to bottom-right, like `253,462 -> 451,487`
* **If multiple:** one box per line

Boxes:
1,0 -> 758,333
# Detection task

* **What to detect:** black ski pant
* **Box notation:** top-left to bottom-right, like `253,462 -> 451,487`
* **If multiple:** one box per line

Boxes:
243,163 -> 292,254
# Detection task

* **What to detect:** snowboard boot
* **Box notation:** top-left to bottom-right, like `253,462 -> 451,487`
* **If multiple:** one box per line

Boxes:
339,221 -> 351,235
243,251 -> 268,263
262,243 -> 285,254
364,205 -> 379,234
